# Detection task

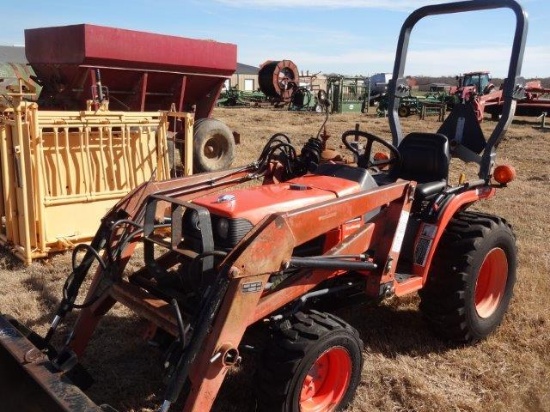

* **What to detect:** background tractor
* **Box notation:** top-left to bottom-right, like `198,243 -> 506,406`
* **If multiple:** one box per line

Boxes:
0,1 -> 527,411
453,70 -> 550,119
447,70 -> 503,121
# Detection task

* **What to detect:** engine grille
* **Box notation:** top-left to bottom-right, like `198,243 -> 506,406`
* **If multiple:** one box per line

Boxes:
211,216 -> 253,248
183,209 -> 253,249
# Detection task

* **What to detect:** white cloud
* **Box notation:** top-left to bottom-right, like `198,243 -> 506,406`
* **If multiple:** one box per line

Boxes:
238,44 -> 550,78
522,45 -> 550,78
214,0 -> 456,12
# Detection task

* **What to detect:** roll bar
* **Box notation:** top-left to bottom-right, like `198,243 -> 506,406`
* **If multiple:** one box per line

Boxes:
387,0 -> 528,180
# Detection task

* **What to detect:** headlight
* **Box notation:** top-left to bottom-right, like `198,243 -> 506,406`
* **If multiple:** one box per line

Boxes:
216,218 -> 230,239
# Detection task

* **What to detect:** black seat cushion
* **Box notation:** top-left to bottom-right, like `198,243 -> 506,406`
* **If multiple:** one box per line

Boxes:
393,132 -> 450,184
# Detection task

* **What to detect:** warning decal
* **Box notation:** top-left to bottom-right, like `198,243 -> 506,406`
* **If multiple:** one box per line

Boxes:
414,224 -> 437,267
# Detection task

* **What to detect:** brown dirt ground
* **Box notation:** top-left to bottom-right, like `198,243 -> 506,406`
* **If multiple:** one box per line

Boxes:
0,107 -> 549,411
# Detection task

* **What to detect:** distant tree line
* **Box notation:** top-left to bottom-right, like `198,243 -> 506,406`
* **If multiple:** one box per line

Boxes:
412,75 -> 550,90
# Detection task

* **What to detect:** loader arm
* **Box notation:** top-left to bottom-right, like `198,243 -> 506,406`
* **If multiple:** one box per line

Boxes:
2,177 -> 415,412
66,166 -> 257,356
178,180 -> 414,411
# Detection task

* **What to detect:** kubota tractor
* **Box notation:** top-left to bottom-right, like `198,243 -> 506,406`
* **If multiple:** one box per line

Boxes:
0,1 -> 528,411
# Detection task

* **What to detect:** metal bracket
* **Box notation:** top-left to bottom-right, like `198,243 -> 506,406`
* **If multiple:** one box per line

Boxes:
393,78 -> 410,98
511,76 -> 526,100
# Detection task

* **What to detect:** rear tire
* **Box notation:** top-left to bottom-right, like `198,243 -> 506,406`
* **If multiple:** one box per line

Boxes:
257,310 -> 363,412
193,118 -> 235,173
419,211 -> 517,343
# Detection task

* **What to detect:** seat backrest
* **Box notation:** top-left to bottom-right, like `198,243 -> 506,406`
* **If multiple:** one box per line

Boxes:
394,132 -> 450,183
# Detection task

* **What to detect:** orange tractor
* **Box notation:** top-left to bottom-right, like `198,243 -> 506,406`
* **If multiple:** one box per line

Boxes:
0,1 -> 527,411
451,70 -> 550,121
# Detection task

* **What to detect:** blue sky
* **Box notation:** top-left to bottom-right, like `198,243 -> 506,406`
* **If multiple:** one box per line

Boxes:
2,0 -> 549,78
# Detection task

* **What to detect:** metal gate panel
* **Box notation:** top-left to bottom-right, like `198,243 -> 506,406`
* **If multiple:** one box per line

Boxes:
0,101 -> 193,263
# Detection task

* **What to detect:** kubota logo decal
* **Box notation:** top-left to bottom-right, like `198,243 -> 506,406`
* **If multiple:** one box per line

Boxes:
414,224 -> 437,267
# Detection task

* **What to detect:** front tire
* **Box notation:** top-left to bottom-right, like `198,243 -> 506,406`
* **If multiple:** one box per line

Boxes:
419,211 -> 517,343
257,310 -> 363,412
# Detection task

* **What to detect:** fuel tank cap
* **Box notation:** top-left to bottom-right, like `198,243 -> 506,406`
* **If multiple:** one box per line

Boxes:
216,194 -> 236,203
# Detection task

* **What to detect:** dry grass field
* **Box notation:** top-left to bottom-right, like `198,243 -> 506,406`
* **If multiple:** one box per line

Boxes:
0,107 -> 549,411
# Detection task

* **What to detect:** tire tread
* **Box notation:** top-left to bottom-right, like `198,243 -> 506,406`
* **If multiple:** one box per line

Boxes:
419,211 -> 516,343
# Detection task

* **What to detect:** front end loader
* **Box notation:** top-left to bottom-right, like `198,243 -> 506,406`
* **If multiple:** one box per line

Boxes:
0,1 -> 527,411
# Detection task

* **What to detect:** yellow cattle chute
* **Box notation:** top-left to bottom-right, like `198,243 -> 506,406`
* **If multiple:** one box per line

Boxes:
0,99 -> 193,263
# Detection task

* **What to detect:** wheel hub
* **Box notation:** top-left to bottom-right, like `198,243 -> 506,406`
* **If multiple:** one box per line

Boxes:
299,347 -> 352,412
475,247 -> 508,318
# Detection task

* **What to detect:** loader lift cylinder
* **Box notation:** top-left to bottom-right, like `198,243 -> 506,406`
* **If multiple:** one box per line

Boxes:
161,273 -> 230,410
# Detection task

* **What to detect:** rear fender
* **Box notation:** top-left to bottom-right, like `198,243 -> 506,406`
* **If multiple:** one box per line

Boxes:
412,186 -> 496,282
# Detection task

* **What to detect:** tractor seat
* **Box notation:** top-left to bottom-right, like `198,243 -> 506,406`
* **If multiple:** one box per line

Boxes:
391,132 -> 450,200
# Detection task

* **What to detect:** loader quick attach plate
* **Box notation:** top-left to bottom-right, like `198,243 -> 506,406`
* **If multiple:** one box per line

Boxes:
0,315 -> 104,412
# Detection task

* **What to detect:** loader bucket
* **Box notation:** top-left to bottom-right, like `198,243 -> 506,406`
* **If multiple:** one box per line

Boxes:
0,315 -> 104,412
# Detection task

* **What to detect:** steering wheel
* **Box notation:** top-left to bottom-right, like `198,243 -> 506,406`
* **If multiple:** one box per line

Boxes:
341,129 -> 401,171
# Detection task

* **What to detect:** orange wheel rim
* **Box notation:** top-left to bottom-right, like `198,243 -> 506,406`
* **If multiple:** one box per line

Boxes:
299,347 -> 352,412
475,248 -> 508,318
